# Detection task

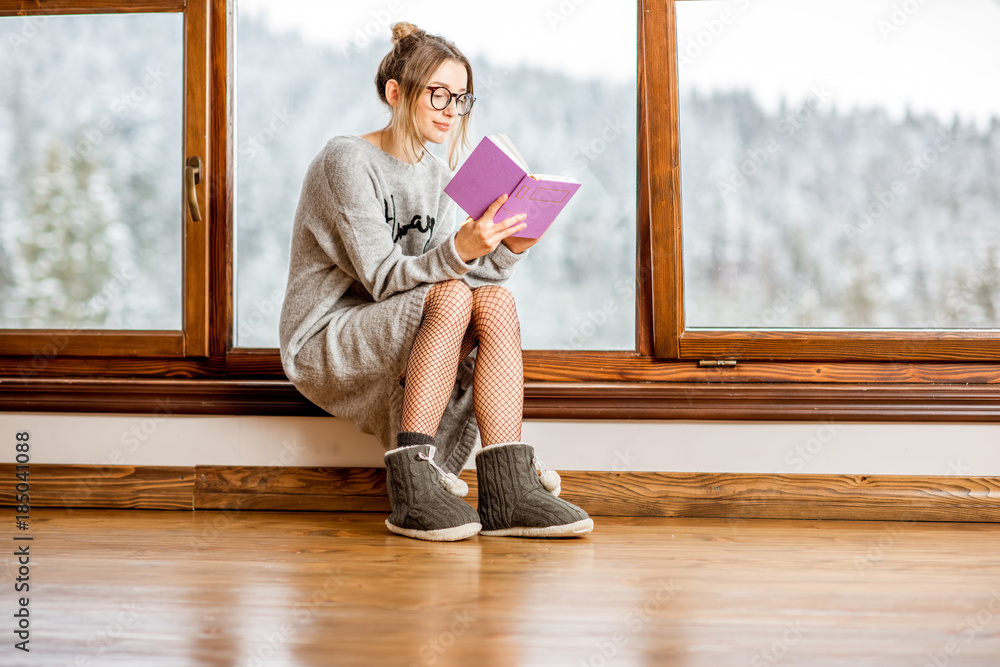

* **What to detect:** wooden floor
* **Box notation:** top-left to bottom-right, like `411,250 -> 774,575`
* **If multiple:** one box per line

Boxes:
8,509 -> 1000,666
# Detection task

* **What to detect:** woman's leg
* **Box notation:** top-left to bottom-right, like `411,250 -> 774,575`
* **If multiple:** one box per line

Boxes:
399,280 -> 473,436
387,280 -> 482,542
467,285 -> 523,446
463,286 -> 593,537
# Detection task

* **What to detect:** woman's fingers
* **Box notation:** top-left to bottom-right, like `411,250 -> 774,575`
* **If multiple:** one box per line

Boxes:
481,213 -> 527,244
499,213 -> 528,236
469,194 -> 529,249
485,193 -> 508,218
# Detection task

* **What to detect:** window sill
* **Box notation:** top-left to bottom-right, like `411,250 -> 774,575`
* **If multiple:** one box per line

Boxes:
2,377 -> 999,422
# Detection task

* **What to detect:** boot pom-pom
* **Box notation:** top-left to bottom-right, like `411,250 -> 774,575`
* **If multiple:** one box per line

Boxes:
539,469 -> 561,497
441,472 -> 469,498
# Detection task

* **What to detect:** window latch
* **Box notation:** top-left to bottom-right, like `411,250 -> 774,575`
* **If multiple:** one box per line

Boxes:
698,360 -> 737,368
186,156 -> 203,222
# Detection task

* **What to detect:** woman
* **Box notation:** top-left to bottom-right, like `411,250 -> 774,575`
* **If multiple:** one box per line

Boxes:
279,21 -> 593,542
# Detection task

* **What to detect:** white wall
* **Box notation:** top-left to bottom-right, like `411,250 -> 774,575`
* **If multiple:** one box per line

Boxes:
1,413 -> 997,475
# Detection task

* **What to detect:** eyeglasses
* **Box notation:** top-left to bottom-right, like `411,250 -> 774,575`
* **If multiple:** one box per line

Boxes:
426,86 -> 475,116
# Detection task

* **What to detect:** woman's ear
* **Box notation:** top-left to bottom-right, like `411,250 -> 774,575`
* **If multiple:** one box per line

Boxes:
385,79 -> 400,108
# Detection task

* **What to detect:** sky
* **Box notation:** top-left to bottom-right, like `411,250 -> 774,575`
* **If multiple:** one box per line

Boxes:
676,0 -> 1000,130
237,0 -> 639,83
238,0 -> 1000,130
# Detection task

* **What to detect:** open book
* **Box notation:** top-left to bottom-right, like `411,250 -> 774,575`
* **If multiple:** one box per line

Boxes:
444,133 -> 581,239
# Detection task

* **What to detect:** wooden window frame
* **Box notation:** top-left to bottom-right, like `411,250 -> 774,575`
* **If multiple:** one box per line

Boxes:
650,1 -> 1000,363
0,0 -> 210,359
1,0 -> 998,421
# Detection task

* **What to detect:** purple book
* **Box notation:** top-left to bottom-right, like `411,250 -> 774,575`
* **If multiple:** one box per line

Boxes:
444,134 -> 581,239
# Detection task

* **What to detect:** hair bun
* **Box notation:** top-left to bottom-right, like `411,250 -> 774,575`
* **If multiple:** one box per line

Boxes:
391,22 -> 423,46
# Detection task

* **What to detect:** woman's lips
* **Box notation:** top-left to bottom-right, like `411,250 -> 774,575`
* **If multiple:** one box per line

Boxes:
434,122 -> 451,130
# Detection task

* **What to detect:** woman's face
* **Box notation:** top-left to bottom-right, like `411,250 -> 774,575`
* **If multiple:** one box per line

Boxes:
415,59 -> 469,145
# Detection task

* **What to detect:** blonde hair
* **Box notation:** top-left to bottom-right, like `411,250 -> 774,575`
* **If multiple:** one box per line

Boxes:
375,22 -> 474,170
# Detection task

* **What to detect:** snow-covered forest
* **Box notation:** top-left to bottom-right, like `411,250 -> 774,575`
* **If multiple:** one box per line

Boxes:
0,13 -> 184,330
681,88 -> 1000,329
1,11 -> 997,350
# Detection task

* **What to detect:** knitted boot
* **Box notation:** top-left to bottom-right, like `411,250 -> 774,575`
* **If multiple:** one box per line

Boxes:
475,442 -> 594,537
384,444 -> 482,542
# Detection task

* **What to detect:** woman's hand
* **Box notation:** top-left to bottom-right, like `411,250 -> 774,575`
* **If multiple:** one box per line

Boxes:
499,233 -> 540,255
454,193 -> 535,262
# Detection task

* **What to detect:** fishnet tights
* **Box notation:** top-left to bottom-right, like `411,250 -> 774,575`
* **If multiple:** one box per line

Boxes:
399,280 -> 523,446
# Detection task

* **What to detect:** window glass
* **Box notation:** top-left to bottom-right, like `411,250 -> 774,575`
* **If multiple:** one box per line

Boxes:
235,0 -> 638,348
678,0 -> 1000,328
0,14 -> 183,329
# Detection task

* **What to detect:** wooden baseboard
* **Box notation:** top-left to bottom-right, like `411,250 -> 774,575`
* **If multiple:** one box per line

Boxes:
1,464 -> 195,510
4,464 -> 999,521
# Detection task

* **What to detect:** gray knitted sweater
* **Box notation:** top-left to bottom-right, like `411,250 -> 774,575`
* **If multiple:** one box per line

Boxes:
279,135 -> 529,474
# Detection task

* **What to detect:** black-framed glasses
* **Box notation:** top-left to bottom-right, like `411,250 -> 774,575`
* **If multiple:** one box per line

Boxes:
426,86 -> 475,116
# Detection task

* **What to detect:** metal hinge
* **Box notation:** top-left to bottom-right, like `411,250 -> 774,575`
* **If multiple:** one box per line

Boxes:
698,360 -> 737,368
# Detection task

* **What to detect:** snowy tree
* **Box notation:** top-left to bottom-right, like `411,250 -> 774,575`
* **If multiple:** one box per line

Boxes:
13,137 -> 126,327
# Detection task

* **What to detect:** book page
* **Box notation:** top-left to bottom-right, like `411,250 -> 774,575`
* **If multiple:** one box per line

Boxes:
532,173 -> 579,183
489,133 -> 530,172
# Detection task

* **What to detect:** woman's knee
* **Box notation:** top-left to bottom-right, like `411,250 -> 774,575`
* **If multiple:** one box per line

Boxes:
472,284 -> 515,307
424,279 -> 473,320
470,285 -> 518,325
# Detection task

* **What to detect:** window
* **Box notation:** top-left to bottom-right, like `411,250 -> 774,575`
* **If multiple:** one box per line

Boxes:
678,0 -> 1000,332
0,0 -> 209,360
1,0 -> 997,419
233,0 -> 639,350
2,13 -> 182,330
646,0 -> 1000,363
